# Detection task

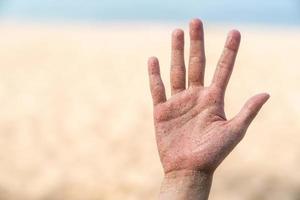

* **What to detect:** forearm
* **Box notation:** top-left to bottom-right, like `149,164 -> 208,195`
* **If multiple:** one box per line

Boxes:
159,170 -> 213,200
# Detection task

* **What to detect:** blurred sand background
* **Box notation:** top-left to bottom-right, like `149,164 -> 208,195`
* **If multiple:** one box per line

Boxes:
0,22 -> 299,200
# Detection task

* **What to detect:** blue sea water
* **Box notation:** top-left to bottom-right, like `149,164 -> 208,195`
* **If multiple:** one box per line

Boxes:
0,0 -> 299,25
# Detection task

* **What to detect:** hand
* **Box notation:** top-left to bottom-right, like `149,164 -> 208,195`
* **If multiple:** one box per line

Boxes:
148,19 -> 269,199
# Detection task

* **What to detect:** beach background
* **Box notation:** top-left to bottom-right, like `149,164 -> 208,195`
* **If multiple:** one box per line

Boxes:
0,0 -> 299,199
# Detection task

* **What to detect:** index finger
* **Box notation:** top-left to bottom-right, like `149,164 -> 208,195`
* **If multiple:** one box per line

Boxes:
211,30 -> 241,95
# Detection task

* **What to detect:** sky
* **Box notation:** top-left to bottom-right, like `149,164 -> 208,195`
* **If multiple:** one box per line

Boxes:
0,0 -> 299,25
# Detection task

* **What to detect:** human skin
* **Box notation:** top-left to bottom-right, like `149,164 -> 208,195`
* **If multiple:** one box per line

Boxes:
147,19 -> 270,200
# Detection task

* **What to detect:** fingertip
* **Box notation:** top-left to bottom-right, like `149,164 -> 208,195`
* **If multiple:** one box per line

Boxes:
172,29 -> 184,39
148,57 -> 160,74
226,29 -> 241,51
148,56 -> 158,65
189,19 -> 204,40
261,93 -> 270,99
172,29 -> 185,50
190,18 -> 203,28
256,93 -> 271,104
253,92 -> 270,100
229,29 -> 241,37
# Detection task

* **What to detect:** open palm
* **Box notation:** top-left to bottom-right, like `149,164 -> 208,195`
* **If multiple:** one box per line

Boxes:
148,19 -> 269,175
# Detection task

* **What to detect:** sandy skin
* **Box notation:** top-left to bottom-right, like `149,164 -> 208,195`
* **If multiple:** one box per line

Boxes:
148,19 -> 270,200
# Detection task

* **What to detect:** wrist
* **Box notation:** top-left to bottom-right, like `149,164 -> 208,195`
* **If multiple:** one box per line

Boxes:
159,170 -> 213,200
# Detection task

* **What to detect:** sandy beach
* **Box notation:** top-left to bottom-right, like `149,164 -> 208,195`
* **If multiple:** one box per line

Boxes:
0,22 -> 299,199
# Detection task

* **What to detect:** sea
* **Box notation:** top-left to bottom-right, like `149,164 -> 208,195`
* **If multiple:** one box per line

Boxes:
0,0 -> 299,26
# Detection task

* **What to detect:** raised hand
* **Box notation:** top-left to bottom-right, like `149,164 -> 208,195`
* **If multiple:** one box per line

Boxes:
148,19 -> 269,200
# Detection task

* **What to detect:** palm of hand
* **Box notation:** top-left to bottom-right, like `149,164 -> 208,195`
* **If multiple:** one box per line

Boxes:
148,19 -> 269,175
155,86 -> 239,174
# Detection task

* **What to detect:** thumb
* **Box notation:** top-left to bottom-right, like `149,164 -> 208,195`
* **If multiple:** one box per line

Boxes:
231,93 -> 270,128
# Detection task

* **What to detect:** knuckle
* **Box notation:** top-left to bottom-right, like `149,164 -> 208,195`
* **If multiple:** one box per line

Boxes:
218,59 -> 229,69
190,56 -> 205,65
